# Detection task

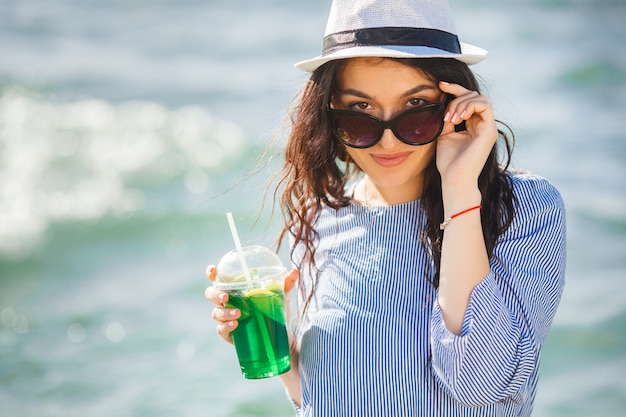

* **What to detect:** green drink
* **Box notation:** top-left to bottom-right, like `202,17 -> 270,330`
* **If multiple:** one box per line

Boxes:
215,246 -> 291,379
226,283 -> 290,378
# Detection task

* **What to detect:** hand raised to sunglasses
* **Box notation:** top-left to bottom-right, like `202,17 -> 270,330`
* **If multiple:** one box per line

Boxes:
436,81 -> 498,196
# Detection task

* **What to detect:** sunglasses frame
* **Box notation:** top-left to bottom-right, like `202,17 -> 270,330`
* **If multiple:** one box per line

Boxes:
328,95 -> 451,149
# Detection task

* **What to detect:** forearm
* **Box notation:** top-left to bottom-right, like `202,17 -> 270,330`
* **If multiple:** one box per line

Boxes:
431,274 -> 536,406
437,185 -> 489,335
432,175 -> 567,404
279,348 -> 302,407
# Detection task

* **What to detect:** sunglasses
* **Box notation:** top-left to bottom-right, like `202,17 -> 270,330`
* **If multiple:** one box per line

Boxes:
328,97 -> 450,149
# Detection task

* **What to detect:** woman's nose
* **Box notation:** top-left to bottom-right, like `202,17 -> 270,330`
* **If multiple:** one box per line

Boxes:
377,128 -> 401,149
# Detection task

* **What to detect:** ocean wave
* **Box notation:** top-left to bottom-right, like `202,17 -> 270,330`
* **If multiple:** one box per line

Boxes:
0,85 -> 248,256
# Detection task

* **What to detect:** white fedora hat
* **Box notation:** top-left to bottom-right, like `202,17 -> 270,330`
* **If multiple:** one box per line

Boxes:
295,0 -> 487,72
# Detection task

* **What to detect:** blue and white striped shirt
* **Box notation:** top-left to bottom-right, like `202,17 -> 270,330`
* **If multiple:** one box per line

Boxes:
291,172 -> 566,416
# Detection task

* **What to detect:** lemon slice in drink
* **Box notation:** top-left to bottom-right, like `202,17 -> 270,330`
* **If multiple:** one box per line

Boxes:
245,288 -> 286,325
265,280 -> 283,293
246,288 -> 274,297
229,268 -> 260,283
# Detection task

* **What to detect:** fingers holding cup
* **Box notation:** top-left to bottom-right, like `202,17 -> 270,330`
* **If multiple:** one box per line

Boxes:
206,265 -> 217,282
212,306 -> 238,344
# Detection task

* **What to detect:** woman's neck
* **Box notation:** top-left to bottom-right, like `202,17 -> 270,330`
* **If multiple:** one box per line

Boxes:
355,177 -> 423,206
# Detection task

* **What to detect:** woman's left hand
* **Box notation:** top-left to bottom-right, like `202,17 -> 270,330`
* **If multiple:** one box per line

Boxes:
436,81 -> 498,190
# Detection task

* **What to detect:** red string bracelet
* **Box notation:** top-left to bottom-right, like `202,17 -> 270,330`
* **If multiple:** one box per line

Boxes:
439,205 -> 482,230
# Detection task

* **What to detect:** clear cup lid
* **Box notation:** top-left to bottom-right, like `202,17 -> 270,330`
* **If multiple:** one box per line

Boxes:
214,245 -> 287,290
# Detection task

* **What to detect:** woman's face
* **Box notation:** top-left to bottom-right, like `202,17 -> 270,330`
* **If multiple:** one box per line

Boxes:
331,57 -> 444,203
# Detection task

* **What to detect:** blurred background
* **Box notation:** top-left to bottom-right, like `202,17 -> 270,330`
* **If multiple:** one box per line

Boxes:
0,0 -> 624,416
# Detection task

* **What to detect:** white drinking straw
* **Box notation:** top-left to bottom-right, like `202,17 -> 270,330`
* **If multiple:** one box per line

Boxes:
226,212 -> 252,282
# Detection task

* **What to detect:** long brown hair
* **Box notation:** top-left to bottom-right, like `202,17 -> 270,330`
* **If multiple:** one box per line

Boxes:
275,58 -> 515,314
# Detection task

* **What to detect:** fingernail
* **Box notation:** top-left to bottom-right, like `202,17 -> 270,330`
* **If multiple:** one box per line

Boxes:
451,113 -> 458,122
444,111 -> 451,122
460,110 -> 467,119
230,309 -> 238,317
228,321 -> 236,327
218,293 -> 226,303
440,81 -> 450,85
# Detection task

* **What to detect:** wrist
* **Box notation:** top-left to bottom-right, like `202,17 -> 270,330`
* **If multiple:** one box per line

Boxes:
441,184 -> 481,217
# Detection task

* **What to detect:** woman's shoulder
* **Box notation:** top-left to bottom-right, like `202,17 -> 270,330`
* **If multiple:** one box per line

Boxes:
505,169 -> 566,224
507,170 -> 563,201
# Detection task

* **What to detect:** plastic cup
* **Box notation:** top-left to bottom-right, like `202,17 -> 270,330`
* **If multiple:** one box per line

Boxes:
214,245 -> 291,379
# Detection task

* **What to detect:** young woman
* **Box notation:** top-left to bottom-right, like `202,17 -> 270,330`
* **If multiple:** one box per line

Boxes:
206,0 -> 566,415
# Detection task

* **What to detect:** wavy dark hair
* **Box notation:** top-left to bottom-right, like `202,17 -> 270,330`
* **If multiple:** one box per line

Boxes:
275,58 -> 515,316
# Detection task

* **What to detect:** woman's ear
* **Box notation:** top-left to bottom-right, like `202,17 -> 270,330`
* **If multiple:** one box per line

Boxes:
328,95 -> 337,110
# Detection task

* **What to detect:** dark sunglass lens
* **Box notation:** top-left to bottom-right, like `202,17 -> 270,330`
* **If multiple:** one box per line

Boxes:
334,114 -> 381,147
394,108 -> 442,144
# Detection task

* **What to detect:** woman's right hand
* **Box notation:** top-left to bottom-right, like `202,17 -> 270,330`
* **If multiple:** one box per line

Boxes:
205,265 -> 300,345
205,265 -> 239,344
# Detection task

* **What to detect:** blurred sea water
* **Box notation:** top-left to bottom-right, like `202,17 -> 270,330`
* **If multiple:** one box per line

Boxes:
0,0 -> 625,416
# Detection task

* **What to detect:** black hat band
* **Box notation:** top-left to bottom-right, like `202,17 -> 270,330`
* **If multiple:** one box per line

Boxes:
322,27 -> 462,56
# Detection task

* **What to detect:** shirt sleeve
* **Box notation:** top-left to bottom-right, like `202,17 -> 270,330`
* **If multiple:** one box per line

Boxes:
429,176 -> 567,406
288,393 -> 303,416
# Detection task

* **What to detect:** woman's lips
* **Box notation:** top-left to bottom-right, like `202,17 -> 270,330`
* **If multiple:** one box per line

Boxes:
370,151 -> 412,168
